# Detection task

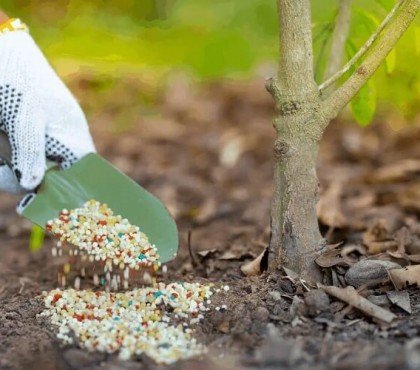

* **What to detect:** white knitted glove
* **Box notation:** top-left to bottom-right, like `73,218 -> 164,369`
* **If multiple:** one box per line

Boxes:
0,24 -> 95,193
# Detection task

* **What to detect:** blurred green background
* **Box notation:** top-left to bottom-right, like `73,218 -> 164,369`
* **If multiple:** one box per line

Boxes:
2,0 -> 419,122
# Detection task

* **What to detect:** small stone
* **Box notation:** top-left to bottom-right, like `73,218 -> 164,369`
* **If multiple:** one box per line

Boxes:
304,289 -> 330,317
345,259 -> 401,288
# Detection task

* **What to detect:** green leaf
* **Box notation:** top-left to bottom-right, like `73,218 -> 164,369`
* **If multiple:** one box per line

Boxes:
345,38 -> 358,63
355,8 -> 380,32
350,80 -> 377,127
385,49 -> 396,74
415,26 -> 420,55
29,225 -> 45,252
374,0 -> 395,12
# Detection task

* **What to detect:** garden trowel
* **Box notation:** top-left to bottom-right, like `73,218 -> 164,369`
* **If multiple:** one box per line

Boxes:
0,131 -> 178,263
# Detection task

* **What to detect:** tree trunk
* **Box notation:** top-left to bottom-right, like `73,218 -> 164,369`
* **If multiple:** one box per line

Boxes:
267,79 -> 326,282
267,0 -> 325,282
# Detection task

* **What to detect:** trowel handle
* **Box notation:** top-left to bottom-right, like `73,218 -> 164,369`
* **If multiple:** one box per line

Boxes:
0,131 -> 12,168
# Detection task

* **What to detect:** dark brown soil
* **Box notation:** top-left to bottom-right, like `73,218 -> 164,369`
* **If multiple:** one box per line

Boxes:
0,76 -> 419,370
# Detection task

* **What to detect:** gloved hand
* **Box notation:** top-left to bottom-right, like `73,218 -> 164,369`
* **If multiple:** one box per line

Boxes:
0,19 -> 95,194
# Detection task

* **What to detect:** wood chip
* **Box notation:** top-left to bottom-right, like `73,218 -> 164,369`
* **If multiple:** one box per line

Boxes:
319,284 -> 396,324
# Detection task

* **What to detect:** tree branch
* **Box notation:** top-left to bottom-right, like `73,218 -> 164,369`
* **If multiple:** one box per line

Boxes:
276,0 -> 318,99
321,0 -> 419,121
324,0 -> 352,81
320,0 -> 403,93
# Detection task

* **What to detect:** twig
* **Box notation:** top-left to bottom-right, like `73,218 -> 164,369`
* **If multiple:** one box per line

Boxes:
319,0 -> 404,93
187,230 -> 199,268
319,284 -> 396,323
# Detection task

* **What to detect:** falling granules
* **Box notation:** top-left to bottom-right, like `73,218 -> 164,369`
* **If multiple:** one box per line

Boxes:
46,200 -> 160,289
39,282 -> 213,364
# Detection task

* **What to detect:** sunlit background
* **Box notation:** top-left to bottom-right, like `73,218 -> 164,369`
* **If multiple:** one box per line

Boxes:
2,0 -> 419,125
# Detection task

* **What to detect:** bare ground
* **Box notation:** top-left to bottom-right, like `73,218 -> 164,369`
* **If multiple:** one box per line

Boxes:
0,76 -> 419,370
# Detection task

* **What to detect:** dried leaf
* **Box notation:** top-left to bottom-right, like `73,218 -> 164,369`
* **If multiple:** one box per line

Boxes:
341,244 -> 367,259
219,251 -> 239,260
387,249 -> 408,261
366,241 -> 398,254
316,243 -> 349,268
241,249 -> 267,276
317,182 -> 347,228
406,236 -> 420,255
369,159 -> 420,184
388,265 -> 420,290
386,290 -> 411,314
319,284 -> 396,324
283,267 -> 299,282
394,227 -> 412,254
407,254 -> 420,263
363,220 -> 397,254
196,249 -> 218,258
363,220 -> 392,243
399,182 -> 420,212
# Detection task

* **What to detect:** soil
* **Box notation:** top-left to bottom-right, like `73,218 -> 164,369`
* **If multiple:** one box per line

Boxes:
0,76 -> 419,370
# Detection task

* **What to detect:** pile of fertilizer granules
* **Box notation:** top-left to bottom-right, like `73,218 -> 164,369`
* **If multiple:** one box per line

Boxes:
39,200 -> 224,364
39,282 -> 214,364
